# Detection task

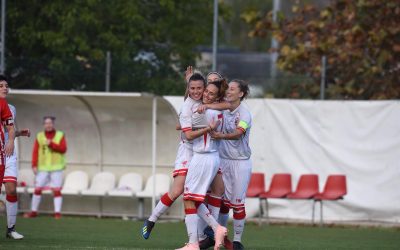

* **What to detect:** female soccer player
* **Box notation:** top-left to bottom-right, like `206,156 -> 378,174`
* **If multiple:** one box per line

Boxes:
142,72 -> 207,239
142,71 -> 228,240
0,76 -> 24,238
177,78 -> 229,250
210,80 -> 252,250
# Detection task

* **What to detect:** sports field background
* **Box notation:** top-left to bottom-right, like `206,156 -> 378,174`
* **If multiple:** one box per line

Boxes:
0,216 -> 399,249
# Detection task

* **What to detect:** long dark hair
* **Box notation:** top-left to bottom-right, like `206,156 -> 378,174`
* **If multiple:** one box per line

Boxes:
208,78 -> 228,102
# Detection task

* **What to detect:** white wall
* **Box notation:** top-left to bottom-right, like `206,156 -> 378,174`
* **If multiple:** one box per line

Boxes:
167,97 -> 400,223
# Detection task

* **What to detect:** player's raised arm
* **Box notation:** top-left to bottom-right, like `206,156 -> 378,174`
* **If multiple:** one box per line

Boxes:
184,65 -> 194,83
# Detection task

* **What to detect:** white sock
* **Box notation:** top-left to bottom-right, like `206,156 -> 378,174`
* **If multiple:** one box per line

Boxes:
6,200 -> 18,228
197,203 -> 219,230
149,193 -> 173,222
208,204 -> 220,220
197,217 -> 208,240
185,214 -> 199,244
31,194 -> 42,212
218,213 -> 229,227
233,219 -> 245,242
54,196 -> 62,213
149,201 -> 169,222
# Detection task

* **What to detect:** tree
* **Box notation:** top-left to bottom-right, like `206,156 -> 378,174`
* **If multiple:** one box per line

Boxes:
248,0 -> 400,99
6,0 -> 216,94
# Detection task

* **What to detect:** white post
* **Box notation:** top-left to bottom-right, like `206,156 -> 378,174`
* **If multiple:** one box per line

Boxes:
105,51 -> 111,92
0,0 -> 6,74
270,0 -> 280,86
320,56 -> 327,100
212,0 -> 218,71
151,96 -> 157,210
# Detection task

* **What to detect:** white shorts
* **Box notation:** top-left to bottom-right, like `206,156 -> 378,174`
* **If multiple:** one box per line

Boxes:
183,152 -> 220,202
3,155 -> 18,183
35,170 -> 63,190
173,142 -> 193,177
220,158 -> 252,209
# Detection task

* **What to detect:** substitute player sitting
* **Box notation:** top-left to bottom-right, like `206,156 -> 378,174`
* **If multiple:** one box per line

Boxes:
24,116 -> 67,219
0,75 -> 30,239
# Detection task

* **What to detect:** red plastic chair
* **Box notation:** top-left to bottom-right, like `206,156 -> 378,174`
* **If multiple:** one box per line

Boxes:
246,173 -> 265,198
258,174 -> 292,224
286,174 -> 319,199
313,175 -> 347,225
286,174 -> 319,223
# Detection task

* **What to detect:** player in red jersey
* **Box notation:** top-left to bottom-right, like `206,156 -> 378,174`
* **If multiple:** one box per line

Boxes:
0,75 -> 30,239
0,81 -> 15,195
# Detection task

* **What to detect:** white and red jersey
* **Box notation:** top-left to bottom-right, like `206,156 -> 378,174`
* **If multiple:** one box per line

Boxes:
3,104 -> 18,183
179,96 -> 202,144
0,98 -> 14,165
192,109 -> 223,154
173,96 -> 201,177
5,104 -> 17,160
219,103 -> 252,160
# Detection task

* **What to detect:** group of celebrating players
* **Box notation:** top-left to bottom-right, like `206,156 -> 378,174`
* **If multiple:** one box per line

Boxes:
141,67 -> 252,250
0,68 -> 252,249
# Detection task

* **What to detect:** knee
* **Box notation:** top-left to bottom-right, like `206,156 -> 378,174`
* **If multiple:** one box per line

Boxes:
5,184 -> 17,196
169,186 -> 184,200
210,185 -> 224,197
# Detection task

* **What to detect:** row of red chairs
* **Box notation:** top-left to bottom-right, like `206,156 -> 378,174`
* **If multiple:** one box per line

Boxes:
246,173 -> 347,225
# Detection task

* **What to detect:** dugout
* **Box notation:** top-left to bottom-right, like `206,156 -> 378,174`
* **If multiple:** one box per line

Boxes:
8,90 -> 182,217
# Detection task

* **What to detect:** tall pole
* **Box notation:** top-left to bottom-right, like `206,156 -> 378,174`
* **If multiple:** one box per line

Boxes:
270,0 -> 280,86
320,56 -> 327,100
0,0 -> 6,74
212,0 -> 218,71
151,96 -> 157,210
105,51 -> 111,92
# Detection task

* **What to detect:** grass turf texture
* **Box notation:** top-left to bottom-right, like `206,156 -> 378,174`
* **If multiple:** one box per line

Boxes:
0,216 -> 399,249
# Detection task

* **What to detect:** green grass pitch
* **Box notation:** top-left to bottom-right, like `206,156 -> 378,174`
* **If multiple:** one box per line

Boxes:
0,216 -> 399,249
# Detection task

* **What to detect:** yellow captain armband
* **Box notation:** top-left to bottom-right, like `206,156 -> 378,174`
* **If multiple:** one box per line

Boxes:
238,120 -> 249,132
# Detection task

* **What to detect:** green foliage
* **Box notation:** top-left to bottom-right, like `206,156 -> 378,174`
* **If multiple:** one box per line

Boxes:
248,0 -> 400,99
219,0 -> 273,51
6,0 -> 215,94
